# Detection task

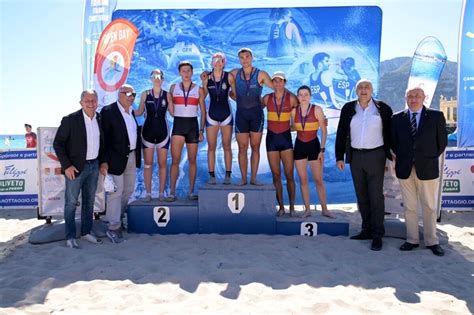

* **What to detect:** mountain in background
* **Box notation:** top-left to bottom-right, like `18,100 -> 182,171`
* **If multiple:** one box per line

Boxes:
378,57 -> 457,113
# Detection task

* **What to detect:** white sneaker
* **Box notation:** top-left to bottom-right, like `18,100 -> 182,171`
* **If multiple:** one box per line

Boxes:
81,233 -> 103,244
66,239 -> 79,249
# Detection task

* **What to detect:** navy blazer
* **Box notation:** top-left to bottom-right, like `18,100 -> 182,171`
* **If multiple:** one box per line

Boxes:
100,102 -> 142,176
335,99 -> 393,163
391,106 -> 447,180
53,109 -> 105,175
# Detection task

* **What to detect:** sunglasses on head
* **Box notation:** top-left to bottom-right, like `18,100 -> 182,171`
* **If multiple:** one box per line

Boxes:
120,91 -> 136,97
151,73 -> 163,80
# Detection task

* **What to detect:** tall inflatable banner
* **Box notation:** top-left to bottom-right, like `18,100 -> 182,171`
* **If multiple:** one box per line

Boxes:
457,0 -> 474,147
82,0 -> 117,89
93,19 -> 139,110
406,36 -> 447,108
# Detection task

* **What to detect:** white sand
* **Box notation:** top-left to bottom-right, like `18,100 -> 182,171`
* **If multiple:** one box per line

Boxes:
0,206 -> 473,314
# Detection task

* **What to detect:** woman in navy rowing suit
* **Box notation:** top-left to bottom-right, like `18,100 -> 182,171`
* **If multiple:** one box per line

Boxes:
201,52 -> 236,185
135,69 -> 172,201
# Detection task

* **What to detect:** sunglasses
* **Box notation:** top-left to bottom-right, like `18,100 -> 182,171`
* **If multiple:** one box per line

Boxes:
151,74 -> 163,80
120,91 -> 136,97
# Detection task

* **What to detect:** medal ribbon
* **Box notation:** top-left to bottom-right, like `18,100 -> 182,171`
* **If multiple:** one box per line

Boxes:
181,82 -> 192,107
242,67 -> 254,96
151,89 -> 163,118
211,71 -> 224,102
272,91 -> 286,121
299,104 -> 312,130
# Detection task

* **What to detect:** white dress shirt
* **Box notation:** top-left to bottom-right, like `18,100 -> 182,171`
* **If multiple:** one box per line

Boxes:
350,99 -> 384,149
117,101 -> 137,150
82,110 -> 100,160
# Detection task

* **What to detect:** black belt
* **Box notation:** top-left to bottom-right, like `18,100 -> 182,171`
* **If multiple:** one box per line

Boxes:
129,149 -> 135,153
86,158 -> 98,163
351,145 -> 383,153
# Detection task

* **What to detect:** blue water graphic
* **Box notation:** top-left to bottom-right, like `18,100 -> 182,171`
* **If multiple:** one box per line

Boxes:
110,7 -> 382,204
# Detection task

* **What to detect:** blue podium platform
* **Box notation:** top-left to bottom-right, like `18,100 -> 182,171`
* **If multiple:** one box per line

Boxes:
198,184 -> 277,234
126,185 -> 350,236
276,215 -> 349,237
127,198 -> 198,234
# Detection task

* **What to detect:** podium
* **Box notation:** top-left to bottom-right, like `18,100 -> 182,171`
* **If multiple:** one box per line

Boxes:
127,199 -> 198,234
126,184 -> 349,236
276,215 -> 349,236
198,184 -> 276,234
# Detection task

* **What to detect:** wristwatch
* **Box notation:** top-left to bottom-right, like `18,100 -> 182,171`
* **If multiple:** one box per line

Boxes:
320,147 -> 325,153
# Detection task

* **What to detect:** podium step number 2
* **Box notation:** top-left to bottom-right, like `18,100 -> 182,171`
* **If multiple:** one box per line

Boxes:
228,192 -> 245,214
301,222 -> 317,236
153,206 -> 170,227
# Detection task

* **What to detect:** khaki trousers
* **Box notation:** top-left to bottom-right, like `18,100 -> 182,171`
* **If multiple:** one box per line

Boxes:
398,167 -> 439,246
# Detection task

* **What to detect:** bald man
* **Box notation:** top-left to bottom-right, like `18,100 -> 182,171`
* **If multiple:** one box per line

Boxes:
391,87 -> 447,256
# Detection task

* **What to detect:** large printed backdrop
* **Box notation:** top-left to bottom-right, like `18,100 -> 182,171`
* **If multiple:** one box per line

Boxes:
112,7 -> 382,203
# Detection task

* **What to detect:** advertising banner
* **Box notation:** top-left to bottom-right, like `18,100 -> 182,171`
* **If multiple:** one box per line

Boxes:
384,148 -> 474,215
112,7 -> 383,202
441,149 -> 474,211
82,0 -> 117,89
457,0 -> 474,147
37,127 -> 67,216
93,18 -> 139,110
0,150 -> 38,209
37,128 -> 105,217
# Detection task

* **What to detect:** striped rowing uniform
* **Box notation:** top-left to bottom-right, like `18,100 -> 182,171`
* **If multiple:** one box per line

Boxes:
266,91 -> 293,152
172,82 -> 200,144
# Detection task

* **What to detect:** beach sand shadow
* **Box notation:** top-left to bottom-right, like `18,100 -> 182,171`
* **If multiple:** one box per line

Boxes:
0,209 -> 473,312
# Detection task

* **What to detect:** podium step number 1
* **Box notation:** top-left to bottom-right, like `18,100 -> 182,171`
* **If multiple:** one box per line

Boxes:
301,222 -> 318,236
228,192 -> 245,214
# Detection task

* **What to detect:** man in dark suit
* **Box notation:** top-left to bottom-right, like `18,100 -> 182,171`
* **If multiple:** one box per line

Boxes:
53,90 -> 106,248
391,87 -> 447,256
335,79 -> 393,251
100,84 -> 141,243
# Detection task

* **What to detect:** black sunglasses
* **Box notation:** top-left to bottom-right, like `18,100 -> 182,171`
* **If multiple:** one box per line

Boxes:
120,91 -> 137,97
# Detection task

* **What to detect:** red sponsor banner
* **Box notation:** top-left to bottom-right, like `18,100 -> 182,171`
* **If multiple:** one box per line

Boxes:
93,18 -> 139,110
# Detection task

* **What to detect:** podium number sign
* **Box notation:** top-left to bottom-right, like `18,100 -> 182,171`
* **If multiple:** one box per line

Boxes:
301,222 -> 317,236
153,206 -> 170,227
228,192 -> 245,214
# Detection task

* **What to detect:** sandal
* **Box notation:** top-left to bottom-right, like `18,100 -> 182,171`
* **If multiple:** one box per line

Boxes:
164,194 -> 176,202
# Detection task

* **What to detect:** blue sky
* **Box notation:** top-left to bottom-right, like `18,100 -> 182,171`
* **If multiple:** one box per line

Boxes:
0,0 -> 463,134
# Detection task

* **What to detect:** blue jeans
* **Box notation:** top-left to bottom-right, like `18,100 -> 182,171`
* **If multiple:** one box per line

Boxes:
64,160 -> 99,240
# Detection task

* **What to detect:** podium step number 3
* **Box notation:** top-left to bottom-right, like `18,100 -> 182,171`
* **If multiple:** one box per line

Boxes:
228,192 -> 245,214
301,222 -> 317,236
153,206 -> 170,227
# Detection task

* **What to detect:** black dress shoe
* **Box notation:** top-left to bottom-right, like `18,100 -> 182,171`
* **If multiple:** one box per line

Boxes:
350,231 -> 372,240
399,242 -> 419,251
371,238 -> 383,251
427,244 -> 445,256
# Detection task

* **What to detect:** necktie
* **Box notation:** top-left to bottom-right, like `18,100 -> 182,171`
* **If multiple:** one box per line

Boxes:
410,112 -> 418,138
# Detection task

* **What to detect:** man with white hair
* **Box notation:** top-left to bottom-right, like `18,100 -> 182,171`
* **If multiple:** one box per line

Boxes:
100,84 -> 142,243
335,79 -> 393,251
391,87 -> 447,256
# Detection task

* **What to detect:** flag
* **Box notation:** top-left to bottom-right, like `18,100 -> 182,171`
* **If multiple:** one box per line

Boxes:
93,18 -> 139,110
457,0 -> 474,147
82,0 -> 117,90
406,36 -> 447,108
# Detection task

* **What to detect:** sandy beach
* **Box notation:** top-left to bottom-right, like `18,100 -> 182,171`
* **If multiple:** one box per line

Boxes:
0,206 -> 473,314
